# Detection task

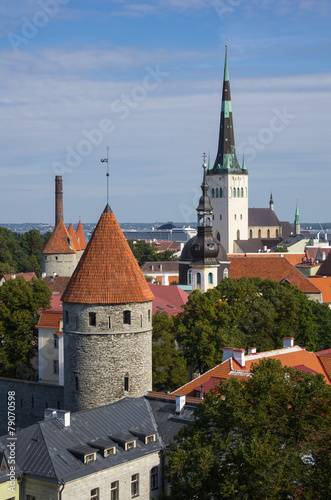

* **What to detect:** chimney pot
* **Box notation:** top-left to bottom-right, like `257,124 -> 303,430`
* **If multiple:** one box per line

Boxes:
283,337 -> 294,348
248,347 -> 257,355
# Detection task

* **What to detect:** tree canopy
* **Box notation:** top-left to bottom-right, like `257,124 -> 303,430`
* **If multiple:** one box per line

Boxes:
152,311 -> 188,392
165,358 -> 331,499
0,276 -> 51,378
0,227 -> 51,277
175,277 -> 331,373
127,239 -> 177,266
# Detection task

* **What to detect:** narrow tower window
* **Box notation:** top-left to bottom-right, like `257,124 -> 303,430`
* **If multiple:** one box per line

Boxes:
123,310 -> 131,325
196,273 -> 201,285
75,374 -> 79,391
249,229 -> 253,239
233,188 -> 236,197
124,376 -> 129,391
267,229 -> 270,238
212,188 -> 215,198
108,316 -> 111,329
219,187 -> 223,198
258,229 -> 261,238
237,230 -> 240,240
187,269 -> 192,285
241,187 -> 243,197
208,273 -> 213,284
89,312 -> 96,326
215,188 -> 218,198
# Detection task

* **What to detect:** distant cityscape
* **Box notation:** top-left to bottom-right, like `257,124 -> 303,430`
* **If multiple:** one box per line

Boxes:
1,221 -> 331,235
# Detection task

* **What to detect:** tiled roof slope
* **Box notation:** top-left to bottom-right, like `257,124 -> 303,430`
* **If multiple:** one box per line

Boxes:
67,223 -> 80,251
43,276 -> 71,294
42,220 -> 76,254
1,272 -> 37,282
248,208 -> 281,226
62,205 -> 154,304
173,346 -> 331,398
229,255 -> 321,294
308,276 -> 331,303
76,221 -> 87,250
148,283 -> 188,316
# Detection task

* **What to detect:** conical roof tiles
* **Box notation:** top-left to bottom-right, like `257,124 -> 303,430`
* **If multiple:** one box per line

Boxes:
62,205 -> 154,304
76,221 -> 87,250
43,220 -> 76,254
67,223 -> 80,251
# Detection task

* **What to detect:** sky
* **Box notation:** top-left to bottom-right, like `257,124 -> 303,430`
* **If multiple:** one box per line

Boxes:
0,0 -> 330,225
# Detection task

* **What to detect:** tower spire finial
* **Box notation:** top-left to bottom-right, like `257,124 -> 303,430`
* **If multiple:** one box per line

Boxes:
100,146 -> 110,206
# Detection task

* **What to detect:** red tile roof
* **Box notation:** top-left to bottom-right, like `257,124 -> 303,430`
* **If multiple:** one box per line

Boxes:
42,220 -> 76,254
1,272 -> 37,282
308,276 -> 331,303
318,356 -> 331,381
36,310 -> 62,329
173,346 -> 331,398
76,221 -> 87,250
229,255 -> 321,295
148,283 -> 188,315
43,276 -> 71,294
67,223 -> 80,251
62,205 -> 154,304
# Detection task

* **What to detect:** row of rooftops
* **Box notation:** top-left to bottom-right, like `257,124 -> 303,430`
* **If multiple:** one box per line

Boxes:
172,338 -> 331,400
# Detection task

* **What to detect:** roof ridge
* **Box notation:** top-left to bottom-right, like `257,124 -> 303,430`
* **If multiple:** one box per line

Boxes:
245,345 -> 302,361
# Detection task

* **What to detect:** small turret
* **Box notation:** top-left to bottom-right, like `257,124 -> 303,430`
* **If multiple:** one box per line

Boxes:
269,192 -> 274,211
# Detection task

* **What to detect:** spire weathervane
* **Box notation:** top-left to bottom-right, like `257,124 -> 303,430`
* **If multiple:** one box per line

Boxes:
202,152 -> 207,168
100,146 -> 110,205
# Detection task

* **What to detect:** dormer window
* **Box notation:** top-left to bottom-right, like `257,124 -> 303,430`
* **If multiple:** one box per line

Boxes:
146,435 -> 156,444
104,447 -> 116,457
126,441 -> 135,450
85,453 -> 96,464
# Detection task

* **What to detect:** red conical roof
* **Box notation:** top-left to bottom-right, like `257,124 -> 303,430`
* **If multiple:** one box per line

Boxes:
76,221 -> 87,250
43,220 -> 76,254
62,205 -> 154,304
68,223 -> 80,251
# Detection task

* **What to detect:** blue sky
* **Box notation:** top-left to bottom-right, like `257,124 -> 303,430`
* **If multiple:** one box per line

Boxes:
0,0 -> 330,225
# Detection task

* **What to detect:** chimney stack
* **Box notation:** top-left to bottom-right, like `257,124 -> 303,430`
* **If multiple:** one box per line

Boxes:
55,176 -> 63,227
283,337 -> 294,348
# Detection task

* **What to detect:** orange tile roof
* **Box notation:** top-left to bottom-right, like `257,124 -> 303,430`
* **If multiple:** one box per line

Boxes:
62,205 -> 154,304
67,223 -> 80,251
308,276 -> 331,303
76,221 -> 87,250
173,346 -> 331,398
36,311 -> 62,329
284,253 -> 305,266
42,220 -> 76,255
229,255 -> 321,294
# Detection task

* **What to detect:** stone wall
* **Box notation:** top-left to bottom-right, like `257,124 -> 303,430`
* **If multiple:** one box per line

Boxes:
0,377 -> 64,435
42,253 -> 78,277
63,301 -> 153,412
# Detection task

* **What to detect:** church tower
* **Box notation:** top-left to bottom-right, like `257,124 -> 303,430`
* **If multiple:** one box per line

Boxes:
207,45 -> 248,253
294,203 -> 300,235
62,204 -> 154,413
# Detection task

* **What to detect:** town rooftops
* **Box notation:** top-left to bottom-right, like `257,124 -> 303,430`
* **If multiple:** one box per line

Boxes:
172,340 -> 331,399
148,283 -> 188,316
62,205 -> 154,304
229,255 -> 322,296
0,272 -> 37,283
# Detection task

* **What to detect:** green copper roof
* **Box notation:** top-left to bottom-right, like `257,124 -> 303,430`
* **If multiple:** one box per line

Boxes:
223,46 -> 229,82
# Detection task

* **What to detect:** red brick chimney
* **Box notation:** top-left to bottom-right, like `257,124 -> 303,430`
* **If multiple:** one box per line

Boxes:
55,176 -> 63,226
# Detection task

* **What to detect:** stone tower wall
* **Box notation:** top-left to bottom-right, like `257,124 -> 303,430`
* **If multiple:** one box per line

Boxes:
63,301 -> 153,412
42,253 -> 78,277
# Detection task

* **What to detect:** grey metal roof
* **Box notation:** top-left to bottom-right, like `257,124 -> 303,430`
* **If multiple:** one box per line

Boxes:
0,394 -> 197,484
248,208 -> 281,227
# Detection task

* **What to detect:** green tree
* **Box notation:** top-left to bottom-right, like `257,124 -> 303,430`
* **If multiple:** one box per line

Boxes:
165,359 -> 331,499
0,276 -> 51,378
175,278 -> 331,374
127,239 -> 177,266
152,311 -> 188,392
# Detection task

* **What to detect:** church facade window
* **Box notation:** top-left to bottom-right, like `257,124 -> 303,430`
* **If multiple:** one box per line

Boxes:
241,187 -> 243,197
196,273 -> 201,285
219,187 -> 223,198
267,229 -> 270,238
233,188 -> 236,197
258,229 -> 261,238
237,230 -> 240,240
187,269 -> 192,285
215,188 -> 219,198
208,273 -> 213,284
212,188 -> 214,198
249,229 -> 253,239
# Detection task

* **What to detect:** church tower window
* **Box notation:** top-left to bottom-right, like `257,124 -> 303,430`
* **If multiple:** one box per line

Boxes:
241,187 -> 243,197
208,273 -> 213,284
233,188 -> 236,197
215,188 -> 219,198
187,269 -> 192,285
196,273 -> 201,285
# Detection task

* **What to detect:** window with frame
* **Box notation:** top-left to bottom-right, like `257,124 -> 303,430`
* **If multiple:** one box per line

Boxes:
123,310 -> 131,325
196,272 -> 201,285
208,273 -> 213,284
84,453 -> 96,464
53,360 -> 59,375
131,473 -> 139,497
111,481 -> 119,500
126,440 -> 135,450
90,487 -> 99,500
187,269 -> 192,285
151,466 -> 159,490
89,312 -> 96,326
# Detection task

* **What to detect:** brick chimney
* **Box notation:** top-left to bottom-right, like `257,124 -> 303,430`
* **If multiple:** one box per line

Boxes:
55,175 -> 63,226
248,347 -> 257,355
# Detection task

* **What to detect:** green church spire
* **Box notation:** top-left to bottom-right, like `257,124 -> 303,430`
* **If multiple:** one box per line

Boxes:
209,44 -> 244,175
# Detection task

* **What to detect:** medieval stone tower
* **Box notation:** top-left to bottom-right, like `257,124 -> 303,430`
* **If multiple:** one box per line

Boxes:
62,204 -> 154,413
207,45 -> 248,253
